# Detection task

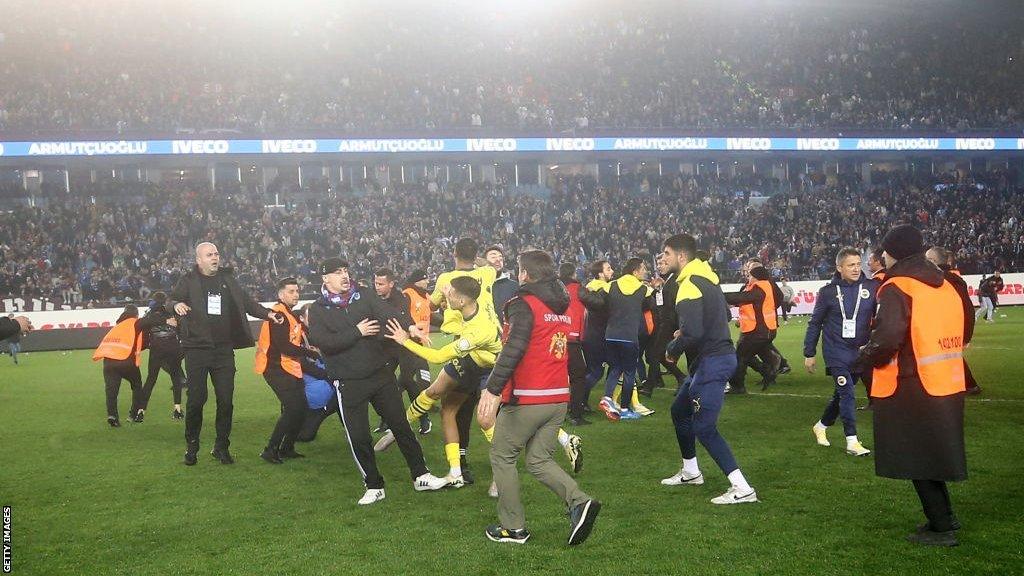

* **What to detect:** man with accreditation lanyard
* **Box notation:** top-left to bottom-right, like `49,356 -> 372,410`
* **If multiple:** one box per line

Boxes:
804,247 -> 878,456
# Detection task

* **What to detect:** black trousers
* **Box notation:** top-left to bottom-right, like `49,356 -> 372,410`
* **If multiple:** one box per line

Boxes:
264,367 -> 308,453
334,367 -> 429,489
103,359 -> 143,419
568,341 -> 589,418
297,395 -> 338,442
396,349 -> 430,402
184,347 -> 236,451
456,386 -> 481,451
730,334 -> 776,390
141,348 -> 186,408
912,479 -> 959,532
644,330 -> 687,388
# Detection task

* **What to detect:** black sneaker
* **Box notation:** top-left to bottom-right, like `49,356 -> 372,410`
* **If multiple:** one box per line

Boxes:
260,447 -> 283,464
279,448 -> 305,459
172,408 -> 184,420
778,362 -> 792,375
485,525 -> 530,544
419,415 -> 432,435
966,385 -> 982,395
568,499 -> 602,545
760,378 -> 775,391
906,529 -> 958,547
210,447 -> 235,465
582,403 -> 594,414
183,450 -> 197,466
107,416 -> 121,428
461,459 -> 476,485
131,409 -> 145,423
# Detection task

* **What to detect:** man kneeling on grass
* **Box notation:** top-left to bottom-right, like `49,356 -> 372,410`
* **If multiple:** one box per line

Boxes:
477,249 -> 600,546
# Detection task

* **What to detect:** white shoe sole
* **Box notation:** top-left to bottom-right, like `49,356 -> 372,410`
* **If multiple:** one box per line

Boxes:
373,431 -> 395,452
661,473 -> 704,486
846,448 -> 871,457
711,491 -> 758,505
357,491 -> 385,505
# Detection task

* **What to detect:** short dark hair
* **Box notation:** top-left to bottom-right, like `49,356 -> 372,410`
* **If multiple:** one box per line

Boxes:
558,262 -> 577,283
623,257 -> 645,276
276,277 -> 299,290
519,250 -> 557,282
694,250 -> 710,261
374,268 -> 394,280
589,260 -> 609,279
484,245 -> 504,256
449,276 -> 481,300
455,238 -> 478,261
663,234 -> 697,258
869,248 -> 885,263
151,291 -> 167,305
835,247 -> 860,266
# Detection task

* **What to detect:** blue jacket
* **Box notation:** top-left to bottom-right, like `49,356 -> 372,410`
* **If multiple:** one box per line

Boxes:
667,259 -> 735,370
803,273 -> 879,371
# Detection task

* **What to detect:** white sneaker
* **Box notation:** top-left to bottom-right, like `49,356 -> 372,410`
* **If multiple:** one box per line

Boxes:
661,467 -> 704,486
373,430 -> 396,452
846,441 -> 871,457
488,481 -> 499,498
633,402 -> 655,416
357,488 -> 386,505
413,473 -> 448,491
812,424 -> 830,447
445,473 -> 466,488
711,486 -> 758,505
564,434 -> 583,474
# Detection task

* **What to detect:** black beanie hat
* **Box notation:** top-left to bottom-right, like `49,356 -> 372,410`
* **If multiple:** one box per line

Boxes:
407,269 -> 428,284
881,224 -> 924,261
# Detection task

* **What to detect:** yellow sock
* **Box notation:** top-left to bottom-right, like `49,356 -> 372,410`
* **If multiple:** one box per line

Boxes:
612,384 -> 622,405
444,443 -> 461,476
481,425 -> 494,443
632,388 -> 641,407
406,391 -> 436,423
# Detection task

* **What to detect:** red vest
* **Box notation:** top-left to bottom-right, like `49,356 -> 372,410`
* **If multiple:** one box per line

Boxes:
563,281 -> 585,342
500,294 -> 572,405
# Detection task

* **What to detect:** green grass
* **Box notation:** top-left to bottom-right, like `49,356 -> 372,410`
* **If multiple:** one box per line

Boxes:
2,310 -> 1023,575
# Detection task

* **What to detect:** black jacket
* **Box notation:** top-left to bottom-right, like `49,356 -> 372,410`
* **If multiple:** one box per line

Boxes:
167,266 -> 271,350
138,306 -> 183,355
857,254 -> 972,481
485,278 -> 570,396
380,288 -> 418,360
264,302 -> 321,375
580,282 -> 609,343
655,272 -> 680,339
0,317 -> 22,342
306,286 -> 405,380
492,273 -> 520,324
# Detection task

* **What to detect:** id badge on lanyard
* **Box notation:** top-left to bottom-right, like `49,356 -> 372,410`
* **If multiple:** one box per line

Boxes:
837,284 -> 862,339
655,290 -> 664,306
208,293 -> 222,316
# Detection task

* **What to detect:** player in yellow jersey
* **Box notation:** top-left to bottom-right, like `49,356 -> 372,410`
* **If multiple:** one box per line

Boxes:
377,276 -> 500,486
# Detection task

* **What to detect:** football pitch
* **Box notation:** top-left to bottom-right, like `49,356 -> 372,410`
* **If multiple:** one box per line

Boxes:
1,310 -> 1022,575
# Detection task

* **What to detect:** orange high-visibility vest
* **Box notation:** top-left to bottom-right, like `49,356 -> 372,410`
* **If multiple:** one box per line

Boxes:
871,277 -> 966,398
738,280 -> 777,333
643,309 -> 655,336
403,287 -> 431,334
93,318 -> 143,366
254,302 -> 304,378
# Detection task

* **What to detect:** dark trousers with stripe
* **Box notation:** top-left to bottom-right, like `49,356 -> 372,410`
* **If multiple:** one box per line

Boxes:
103,359 -> 143,419
335,367 -> 428,489
264,367 -> 308,453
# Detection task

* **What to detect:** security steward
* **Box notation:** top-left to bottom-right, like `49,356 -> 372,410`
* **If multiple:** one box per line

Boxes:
725,263 -> 779,393
926,246 -> 981,396
559,263 -> 591,426
478,249 -> 600,546
254,277 -> 327,464
306,258 -> 446,505
93,305 -> 145,427
857,225 -> 973,547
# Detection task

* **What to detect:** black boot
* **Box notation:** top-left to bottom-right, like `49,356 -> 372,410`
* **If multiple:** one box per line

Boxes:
184,440 -> 199,466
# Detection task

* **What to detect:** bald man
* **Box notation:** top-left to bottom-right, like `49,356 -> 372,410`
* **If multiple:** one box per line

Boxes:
168,242 -> 283,465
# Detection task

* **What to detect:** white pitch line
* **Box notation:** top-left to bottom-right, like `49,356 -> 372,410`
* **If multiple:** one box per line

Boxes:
753,391 -> 1024,404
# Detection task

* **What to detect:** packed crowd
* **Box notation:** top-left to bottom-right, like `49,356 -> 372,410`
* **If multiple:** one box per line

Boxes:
2,1 -> 1022,135
1,166 -> 1020,307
